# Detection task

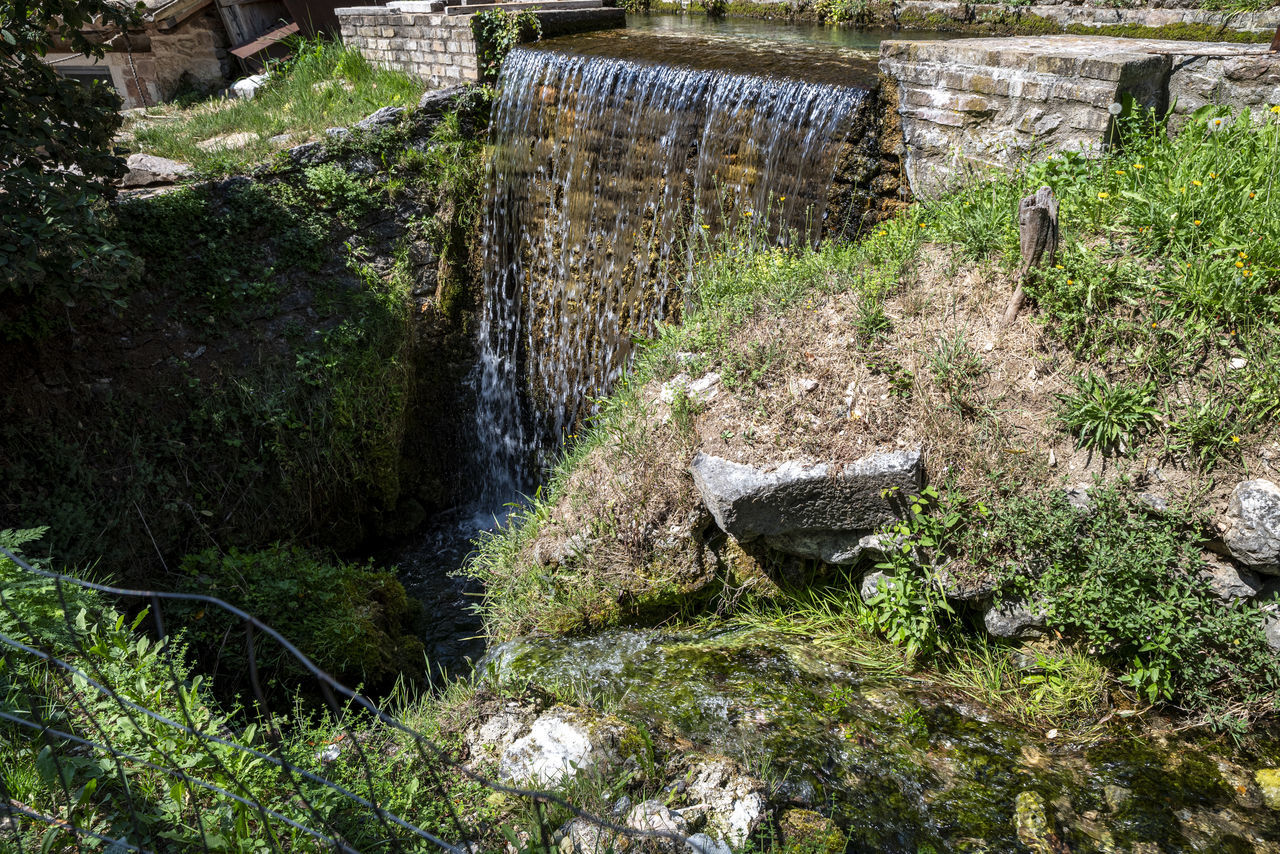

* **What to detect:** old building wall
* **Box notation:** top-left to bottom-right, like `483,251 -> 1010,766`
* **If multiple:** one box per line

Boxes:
338,7 -> 481,88
149,6 -> 232,100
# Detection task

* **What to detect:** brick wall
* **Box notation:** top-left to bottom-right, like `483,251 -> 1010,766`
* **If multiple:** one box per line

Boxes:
337,7 -> 480,88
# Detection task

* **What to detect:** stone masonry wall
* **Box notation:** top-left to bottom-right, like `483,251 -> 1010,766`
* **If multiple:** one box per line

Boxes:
879,36 -> 1280,197
337,6 -> 480,88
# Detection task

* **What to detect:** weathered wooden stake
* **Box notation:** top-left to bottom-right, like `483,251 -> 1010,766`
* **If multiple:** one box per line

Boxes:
1003,185 -> 1059,325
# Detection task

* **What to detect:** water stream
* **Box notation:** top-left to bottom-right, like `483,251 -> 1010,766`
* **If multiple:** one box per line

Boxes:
473,42 -> 874,501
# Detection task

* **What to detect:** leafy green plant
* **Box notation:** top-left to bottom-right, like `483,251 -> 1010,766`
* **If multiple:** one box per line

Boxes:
1,0 -> 140,304
866,354 -> 914,399
699,0 -> 729,15
1055,372 -> 1159,452
618,0 -> 652,11
170,544 -> 425,698
1166,399 -> 1244,470
852,294 -> 892,344
813,0 -> 871,24
977,486 -> 1279,720
472,9 -> 542,82
925,178 -> 1020,261
864,486 -> 971,662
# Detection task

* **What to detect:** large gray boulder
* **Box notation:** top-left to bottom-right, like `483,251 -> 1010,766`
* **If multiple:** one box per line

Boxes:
418,83 -> 468,112
1223,480 -> 1280,573
689,450 -> 923,563
121,153 -> 189,187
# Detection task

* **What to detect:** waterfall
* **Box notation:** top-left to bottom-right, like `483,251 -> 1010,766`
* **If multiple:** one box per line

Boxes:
474,46 -> 870,505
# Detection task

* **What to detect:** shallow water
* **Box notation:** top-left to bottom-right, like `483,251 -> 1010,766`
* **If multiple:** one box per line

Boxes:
540,14 -> 956,87
484,628 -> 1280,852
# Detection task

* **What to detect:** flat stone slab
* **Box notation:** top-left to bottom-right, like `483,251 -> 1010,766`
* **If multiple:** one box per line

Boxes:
690,449 -> 923,563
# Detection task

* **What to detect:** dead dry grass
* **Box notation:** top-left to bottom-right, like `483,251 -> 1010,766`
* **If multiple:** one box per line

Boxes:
478,240 -> 1280,640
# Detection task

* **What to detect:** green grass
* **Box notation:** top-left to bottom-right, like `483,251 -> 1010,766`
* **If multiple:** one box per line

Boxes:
129,38 -> 426,176
469,103 -> 1280,733
466,215 -> 929,641
922,104 -> 1280,468
0,530 -> 514,853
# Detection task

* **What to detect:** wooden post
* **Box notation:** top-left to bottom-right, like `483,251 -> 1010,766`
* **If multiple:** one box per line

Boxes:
1270,25 -> 1279,53
1003,185 -> 1059,325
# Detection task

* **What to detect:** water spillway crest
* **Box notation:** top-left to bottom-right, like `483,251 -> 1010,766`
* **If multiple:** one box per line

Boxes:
474,46 -> 871,505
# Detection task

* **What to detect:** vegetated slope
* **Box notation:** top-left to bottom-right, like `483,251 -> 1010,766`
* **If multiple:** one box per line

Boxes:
0,88 -> 489,581
122,40 -> 428,178
470,104 -> 1280,731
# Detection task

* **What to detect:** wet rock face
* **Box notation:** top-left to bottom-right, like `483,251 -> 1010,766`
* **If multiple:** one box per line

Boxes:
1223,479 -> 1280,573
496,706 -> 647,788
486,628 -> 1280,850
689,449 -> 923,563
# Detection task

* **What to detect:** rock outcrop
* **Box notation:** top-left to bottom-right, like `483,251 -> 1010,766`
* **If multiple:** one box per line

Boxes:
496,706 -> 647,788
689,449 -> 923,563
1223,480 -> 1280,573
983,597 -> 1048,639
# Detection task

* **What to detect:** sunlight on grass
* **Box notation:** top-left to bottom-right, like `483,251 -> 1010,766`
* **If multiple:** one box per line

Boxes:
129,38 -> 426,176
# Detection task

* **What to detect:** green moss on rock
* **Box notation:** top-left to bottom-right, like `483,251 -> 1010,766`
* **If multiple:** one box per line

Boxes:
778,809 -> 847,854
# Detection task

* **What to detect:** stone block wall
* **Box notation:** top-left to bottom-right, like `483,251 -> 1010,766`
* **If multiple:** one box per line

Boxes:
337,6 -> 480,88
878,36 -> 1280,197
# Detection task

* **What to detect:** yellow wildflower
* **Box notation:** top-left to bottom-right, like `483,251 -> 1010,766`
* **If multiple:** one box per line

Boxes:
1236,261 -> 1244,268
1272,105 -> 1280,113
1097,192 -> 1110,200
1232,436 -> 1240,443
1192,180 -> 1202,187
1115,170 -> 1126,176
1210,172 -> 1217,178
1194,220 -> 1202,225
1240,252 -> 1248,259
1132,163 -> 1144,170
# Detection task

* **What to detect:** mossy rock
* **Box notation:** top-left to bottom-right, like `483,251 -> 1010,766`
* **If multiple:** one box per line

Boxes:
1257,769 -> 1280,811
777,809 -> 846,854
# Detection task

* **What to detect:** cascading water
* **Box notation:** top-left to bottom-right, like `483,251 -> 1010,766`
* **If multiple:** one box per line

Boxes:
474,45 -> 871,505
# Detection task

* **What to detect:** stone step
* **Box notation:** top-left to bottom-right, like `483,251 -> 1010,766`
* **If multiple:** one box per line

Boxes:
445,0 -> 603,15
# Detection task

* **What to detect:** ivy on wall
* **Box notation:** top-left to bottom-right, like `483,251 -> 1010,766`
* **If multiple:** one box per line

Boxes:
471,9 -> 542,82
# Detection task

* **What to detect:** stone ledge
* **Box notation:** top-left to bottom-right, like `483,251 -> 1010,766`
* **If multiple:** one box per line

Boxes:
879,35 -> 1278,197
